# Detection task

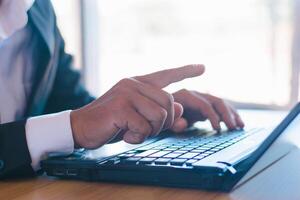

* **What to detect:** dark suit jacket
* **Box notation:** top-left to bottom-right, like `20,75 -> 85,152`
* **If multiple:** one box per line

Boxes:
0,0 -> 94,178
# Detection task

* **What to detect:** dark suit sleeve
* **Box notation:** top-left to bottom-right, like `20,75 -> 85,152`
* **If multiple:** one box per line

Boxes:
44,8 -> 95,113
0,1 -> 94,179
0,121 -> 35,179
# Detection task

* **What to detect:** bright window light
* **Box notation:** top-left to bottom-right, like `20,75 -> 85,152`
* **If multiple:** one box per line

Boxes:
95,0 -> 292,106
51,0 -> 82,68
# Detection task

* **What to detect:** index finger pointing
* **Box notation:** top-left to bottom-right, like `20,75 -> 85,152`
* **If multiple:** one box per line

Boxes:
134,64 -> 205,88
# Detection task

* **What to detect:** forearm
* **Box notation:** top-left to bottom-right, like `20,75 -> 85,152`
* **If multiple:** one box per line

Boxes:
0,121 -> 34,178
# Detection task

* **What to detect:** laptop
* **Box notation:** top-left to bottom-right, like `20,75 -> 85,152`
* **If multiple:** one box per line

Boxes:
41,103 -> 300,192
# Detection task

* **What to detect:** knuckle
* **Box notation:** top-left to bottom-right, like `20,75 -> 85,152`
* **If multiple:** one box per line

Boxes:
155,108 -> 168,122
113,87 -> 138,103
119,78 -> 133,84
112,84 -> 130,95
214,97 -> 226,106
180,88 -> 189,93
206,93 -> 216,99
136,120 -> 152,135
117,78 -> 138,89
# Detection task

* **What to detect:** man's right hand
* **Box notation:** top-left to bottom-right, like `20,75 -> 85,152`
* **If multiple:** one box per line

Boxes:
70,64 -> 205,149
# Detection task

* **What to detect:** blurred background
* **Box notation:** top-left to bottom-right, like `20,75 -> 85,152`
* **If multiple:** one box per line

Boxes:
51,0 -> 300,109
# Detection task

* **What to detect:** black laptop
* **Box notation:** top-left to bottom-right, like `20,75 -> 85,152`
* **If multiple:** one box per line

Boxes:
41,103 -> 300,192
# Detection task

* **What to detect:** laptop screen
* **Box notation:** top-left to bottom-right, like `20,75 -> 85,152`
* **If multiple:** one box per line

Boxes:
226,102 -> 300,190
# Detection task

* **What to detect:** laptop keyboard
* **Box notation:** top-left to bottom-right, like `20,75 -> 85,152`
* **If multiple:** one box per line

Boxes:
101,128 -> 262,167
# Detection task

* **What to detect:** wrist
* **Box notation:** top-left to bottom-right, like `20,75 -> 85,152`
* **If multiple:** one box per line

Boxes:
70,110 -> 83,148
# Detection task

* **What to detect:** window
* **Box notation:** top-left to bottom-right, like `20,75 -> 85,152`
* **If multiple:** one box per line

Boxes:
81,0 -> 299,108
51,0 -> 82,68
51,1 -> 300,108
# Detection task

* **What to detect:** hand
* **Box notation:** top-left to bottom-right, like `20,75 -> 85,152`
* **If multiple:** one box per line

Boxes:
70,64 -> 205,149
171,89 -> 245,132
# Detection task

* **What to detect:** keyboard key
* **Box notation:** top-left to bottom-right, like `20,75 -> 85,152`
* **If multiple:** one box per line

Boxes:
172,145 -> 186,148
106,157 -> 120,164
173,150 -> 187,154
135,150 -> 158,157
224,141 -> 236,145
164,147 -> 179,151
202,144 -> 218,148
208,149 -> 221,153
205,151 -> 216,155
196,146 -> 211,150
178,153 -> 199,159
117,153 -> 135,158
148,151 -> 170,158
163,153 -> 181,158
152,146 -> 167,150
155,158 -> 171,165
193,155 -> 205,160
208,143 -> 223,147
179,147 -> 195,151
160,143 -> 172,146
127,150 -> 137,154
191,149 -> 206,153
210,146 -> 224,150
185,159 -> 198,166
139,157 -> 156,164
123,157 -> 140,164
135,145 -> 156,151
218,143 -> 231,148
170,159 -> 187,166
161,143 -> 172,146
194,141 -> 209,145
188,144 -> 200,148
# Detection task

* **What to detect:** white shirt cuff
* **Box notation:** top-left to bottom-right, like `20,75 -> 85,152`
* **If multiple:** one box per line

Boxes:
25,110 -> 74,170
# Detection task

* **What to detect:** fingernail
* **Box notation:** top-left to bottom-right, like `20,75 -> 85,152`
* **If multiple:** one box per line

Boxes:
215,125 -> 221,132
172,118 -> 188,133
192,64 -> 205,75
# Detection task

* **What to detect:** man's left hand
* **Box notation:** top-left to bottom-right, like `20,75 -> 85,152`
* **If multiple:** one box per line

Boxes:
171,89 -> 245,132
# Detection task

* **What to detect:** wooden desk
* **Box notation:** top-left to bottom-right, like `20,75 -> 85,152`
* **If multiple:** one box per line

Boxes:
2,146 -> 300,200
0,176 -> 232,200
